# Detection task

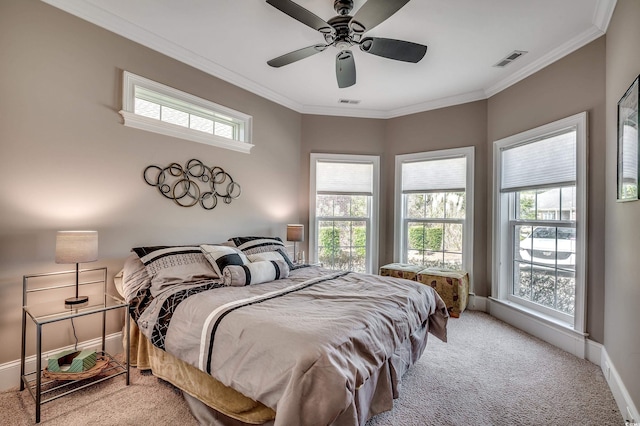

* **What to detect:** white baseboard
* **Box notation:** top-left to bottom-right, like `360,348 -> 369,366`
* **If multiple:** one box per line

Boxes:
485,297 -> 637,423
601,347 -> 640,423
0,332 -> 124,392
467,294 -> 488,312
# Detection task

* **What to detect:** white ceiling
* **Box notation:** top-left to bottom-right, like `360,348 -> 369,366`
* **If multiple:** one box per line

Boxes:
43,0 -> 616,118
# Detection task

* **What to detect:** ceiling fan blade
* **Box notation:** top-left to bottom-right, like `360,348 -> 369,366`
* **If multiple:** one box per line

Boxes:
359,37 -> 427,63
267,44 -> 328,68
336,50 -> 356,88
349,0 -> 411,34
266,0 -> 335,36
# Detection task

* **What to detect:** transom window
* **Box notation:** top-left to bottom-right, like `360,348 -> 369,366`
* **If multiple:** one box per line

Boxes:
120,71 -> 253,153
493,112 -> 587,330
310,154 -> 379,274
395,147 -> 474,277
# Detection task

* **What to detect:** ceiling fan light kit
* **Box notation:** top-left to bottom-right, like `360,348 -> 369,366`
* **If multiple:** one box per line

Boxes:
266,0 -> 427,88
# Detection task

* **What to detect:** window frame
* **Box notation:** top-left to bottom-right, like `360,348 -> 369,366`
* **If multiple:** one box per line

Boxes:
309,153 -> 380,274
394,147 -> 475,286
492,112 -> 587,333
120,71 -> 254,154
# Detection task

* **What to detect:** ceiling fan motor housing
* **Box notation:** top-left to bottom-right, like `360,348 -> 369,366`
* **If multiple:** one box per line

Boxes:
334,0 -> 354,15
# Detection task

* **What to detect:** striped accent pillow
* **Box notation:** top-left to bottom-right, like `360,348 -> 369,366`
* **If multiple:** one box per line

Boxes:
222,260 -> 289,287
132,246 -> 219,295
229,236 -> 286,254
200,244 -> 249,277
229,236 -> 294,266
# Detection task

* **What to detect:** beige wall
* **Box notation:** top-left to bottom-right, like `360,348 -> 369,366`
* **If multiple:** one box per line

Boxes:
605,0 -> 640,410
385,101 -> 489,293
2,3 -> 636,411
301,103 -> 488,291
300,115 -> 387,265
0,0 -> 302,362
487,36 -> 607,343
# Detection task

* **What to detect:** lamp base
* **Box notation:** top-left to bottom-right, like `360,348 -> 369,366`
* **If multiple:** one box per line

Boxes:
65,296 -> 89,307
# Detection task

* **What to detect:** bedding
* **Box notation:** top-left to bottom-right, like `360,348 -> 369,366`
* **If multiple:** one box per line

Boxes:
229,236 -> 296,269
200,244 -> 250,277
132,246 -> 218,296
221,260 -> 289,286
124,255 -> 448,426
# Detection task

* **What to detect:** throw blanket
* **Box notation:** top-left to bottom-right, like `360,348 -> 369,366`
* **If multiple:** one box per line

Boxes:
136,266 -> 448,426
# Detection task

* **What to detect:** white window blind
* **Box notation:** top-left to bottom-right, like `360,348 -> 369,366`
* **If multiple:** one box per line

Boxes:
501,129 -> 576,192
621,123 -> 638,182
316,161 -> 373,195
401,157 -> 466,193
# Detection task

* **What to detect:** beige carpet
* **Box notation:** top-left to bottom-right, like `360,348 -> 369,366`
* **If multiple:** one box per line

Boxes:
1,311 -> 623,425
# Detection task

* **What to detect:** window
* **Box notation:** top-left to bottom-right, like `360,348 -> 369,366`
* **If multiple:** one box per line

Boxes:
394,147 -> 474,278
310,154 -> 379,273
493,112 -> 587,330
120,71 -> 253,153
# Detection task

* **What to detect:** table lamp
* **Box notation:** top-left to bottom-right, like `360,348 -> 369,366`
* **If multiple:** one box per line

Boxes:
286,224 -> 304,263
55,231 -> 98,306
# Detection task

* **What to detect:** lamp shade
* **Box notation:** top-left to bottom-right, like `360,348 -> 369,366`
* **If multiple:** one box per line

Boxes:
55,231 -> 99,264
286,224 -> 304,242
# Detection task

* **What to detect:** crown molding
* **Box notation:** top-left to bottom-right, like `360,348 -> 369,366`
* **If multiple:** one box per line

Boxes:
484,25 -> 605,98
42,0 -> 618,119
593,0 -> 617,31
40,0 -> 305,113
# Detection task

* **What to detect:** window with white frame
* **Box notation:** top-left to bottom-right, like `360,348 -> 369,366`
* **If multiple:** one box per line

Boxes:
394,147 -> 474,277
493,112 -> 587,329
120,71 -> 253,153
309,154 -> 379,273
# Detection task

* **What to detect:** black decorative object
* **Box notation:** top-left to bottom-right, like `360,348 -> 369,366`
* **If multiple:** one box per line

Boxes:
144,159 -> 241,210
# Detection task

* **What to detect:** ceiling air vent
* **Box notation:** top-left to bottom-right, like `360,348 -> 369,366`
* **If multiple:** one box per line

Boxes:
494,50 -> 528,68
338,99 -> 360,105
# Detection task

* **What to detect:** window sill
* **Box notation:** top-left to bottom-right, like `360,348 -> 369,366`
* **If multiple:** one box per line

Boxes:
488,297 -> 585,337
119,111 -> 254,154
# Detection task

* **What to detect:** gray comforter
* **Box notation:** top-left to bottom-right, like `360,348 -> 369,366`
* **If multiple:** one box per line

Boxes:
137,266 -> 448,426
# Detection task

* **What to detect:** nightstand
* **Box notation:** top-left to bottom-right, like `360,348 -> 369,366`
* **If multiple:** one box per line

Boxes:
20,267 -> 130,423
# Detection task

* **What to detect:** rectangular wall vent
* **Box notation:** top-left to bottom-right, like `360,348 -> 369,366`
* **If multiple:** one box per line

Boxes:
338,99 -> 361,105
493,50 -> 528,68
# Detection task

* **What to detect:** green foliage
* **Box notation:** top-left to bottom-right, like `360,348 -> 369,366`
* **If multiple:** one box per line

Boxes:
409,226 -> 443,251
319,227 -> 341,258
353,226 -> 366,257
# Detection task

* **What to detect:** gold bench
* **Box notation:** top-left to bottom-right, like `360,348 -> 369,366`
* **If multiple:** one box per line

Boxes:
380,263 -> 469,318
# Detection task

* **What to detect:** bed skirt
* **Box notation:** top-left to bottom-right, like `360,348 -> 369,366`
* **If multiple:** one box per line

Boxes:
126,319 -> 276,424
125,316 -> 431,426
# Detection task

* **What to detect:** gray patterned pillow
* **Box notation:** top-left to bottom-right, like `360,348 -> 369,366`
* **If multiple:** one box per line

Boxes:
132,246 -> 218,296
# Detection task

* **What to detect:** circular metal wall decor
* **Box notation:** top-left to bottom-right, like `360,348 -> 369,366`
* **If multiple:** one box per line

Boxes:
143,159 -> 241,210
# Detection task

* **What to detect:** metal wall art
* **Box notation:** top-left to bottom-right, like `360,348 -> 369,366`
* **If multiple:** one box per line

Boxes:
143,159 -> 241,210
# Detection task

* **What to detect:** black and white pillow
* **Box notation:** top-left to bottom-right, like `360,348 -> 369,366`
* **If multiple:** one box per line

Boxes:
229,236 -> 294,268
222,260 -> 289,287
200,244 -> 249,277
131,246 -> 218,296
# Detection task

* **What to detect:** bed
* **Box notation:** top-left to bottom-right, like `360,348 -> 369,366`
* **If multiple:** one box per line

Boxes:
116,238 -> 448,426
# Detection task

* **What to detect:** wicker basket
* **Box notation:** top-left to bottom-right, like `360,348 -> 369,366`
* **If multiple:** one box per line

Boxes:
43,356 -> 110,381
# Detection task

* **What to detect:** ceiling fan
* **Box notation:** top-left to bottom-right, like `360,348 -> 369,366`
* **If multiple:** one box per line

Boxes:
266,0 -> 427,88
